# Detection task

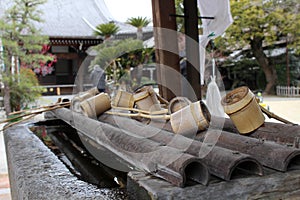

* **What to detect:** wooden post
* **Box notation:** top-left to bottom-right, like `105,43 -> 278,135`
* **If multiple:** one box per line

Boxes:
183,0 -> 201,101
75,53 -> 86,93
151,0 -> 181,100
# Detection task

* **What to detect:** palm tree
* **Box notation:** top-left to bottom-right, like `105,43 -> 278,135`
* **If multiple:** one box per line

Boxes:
94,22 -> 120,40
126,17 -> 151,40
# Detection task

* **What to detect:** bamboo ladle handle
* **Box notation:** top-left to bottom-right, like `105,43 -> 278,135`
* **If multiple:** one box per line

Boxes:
0,102 -> 70,125
111,106 -> 168,115
260,105 -> 296,125
105,111 -> 171,120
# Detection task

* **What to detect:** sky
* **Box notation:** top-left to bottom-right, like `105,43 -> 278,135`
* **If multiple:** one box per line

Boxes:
104,0 -> 153,22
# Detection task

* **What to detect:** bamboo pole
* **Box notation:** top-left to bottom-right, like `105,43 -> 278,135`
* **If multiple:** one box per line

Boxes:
99,114 -> 264,180
1,114 -> 37,131
0,102 -> 70,126
156,93 -> 170,105
8,101 -> 69,116
111,105 -> 168,115
52,108 -> 210,187
260,105 -> 296,125
105,110 -> 171,120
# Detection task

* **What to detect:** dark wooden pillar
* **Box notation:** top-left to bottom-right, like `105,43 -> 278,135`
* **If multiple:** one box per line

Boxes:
151,0 -> 181,100
183,0 -> 201,100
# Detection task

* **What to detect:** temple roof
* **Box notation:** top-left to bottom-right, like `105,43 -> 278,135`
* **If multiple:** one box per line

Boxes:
0,0 -> 152,39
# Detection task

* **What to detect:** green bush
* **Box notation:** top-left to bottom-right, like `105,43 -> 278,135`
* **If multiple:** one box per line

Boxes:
7,68 -> 44,111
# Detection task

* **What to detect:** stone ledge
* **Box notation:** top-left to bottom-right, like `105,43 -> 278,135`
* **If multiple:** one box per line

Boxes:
4,123 -> 125,200
127,170 -> 300,199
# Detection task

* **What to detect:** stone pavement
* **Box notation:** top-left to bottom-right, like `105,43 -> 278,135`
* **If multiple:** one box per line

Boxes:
0,175 -> 10,200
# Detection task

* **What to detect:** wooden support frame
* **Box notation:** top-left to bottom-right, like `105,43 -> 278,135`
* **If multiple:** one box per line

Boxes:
183,0 -> 201,100
151,0 -> 202,101
151,0 -> 181,100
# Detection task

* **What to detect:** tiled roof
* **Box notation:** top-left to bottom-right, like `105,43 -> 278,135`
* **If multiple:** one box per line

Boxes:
36,0 -> 139,37
0,0 -> 152,38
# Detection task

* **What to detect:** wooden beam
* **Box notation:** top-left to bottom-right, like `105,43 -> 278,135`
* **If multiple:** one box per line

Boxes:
151,0 -> 181,100
55,53 -> 79,60
183,0 -> 201,100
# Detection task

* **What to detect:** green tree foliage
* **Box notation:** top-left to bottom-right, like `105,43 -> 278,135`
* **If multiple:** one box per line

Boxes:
90,38 -> 152,90
90,38 -> 144,70
94,22 -> 120,40
174,0 -> 185,32
118,47 -> 154,68
117,47 -> 155,89
216,0 -> 300,94
6,68 -> 43,110
126,17 -> 151,40
0,0 -> 53,113
1,0 -> 52,69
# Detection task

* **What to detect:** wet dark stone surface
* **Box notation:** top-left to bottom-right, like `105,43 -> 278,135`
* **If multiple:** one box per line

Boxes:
4,123 -> 127,200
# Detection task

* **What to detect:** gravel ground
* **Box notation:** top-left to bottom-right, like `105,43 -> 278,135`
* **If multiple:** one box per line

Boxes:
263,96 -> 300,124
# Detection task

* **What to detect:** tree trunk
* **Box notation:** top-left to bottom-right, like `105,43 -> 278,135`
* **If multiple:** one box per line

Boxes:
136,28 -> 143,40
4,82 -> 11,115
250,36 -> 277,94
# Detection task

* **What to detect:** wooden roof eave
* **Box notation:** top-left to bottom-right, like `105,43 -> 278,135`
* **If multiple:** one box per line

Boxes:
49,36 -> 103,48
